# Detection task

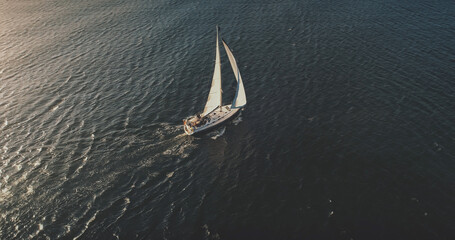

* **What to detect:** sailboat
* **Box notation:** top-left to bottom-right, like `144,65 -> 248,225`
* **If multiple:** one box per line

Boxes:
183,26 -> 246,135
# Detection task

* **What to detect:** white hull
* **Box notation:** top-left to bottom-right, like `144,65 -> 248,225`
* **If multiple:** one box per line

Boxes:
184,105 -> 240,135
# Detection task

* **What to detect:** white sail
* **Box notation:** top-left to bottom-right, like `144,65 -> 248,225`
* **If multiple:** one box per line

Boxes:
202,27 -> 222,116
222,40 -> 246,108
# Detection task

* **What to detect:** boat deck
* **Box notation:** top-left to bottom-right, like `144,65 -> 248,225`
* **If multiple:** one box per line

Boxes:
184,105 -> 240,135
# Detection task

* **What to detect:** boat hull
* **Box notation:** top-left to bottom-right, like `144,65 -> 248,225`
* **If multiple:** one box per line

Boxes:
184,105 -> 241,135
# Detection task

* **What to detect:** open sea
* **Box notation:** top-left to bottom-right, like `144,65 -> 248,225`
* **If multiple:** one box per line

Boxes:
1,0 -> 454,239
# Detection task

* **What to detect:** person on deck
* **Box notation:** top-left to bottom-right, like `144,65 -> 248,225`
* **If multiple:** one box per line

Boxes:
195,114 -> 202,126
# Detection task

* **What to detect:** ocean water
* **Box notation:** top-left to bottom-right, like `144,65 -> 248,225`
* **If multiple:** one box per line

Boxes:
1,0 -> 454,239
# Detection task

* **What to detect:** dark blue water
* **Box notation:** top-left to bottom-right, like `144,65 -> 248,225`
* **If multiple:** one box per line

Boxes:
1,0 -> 454,239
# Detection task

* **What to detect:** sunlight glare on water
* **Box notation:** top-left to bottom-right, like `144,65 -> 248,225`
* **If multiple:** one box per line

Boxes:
1,0 -> 454,239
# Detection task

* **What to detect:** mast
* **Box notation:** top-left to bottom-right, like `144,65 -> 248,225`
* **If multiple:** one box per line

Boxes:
202,26 -> 222,116
218,26 -> 222,112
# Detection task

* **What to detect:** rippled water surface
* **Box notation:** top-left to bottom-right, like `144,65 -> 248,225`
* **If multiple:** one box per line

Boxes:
1,0 -> 454,239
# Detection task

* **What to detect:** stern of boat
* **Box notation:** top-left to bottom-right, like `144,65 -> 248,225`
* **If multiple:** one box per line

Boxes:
183,119 -> 194,135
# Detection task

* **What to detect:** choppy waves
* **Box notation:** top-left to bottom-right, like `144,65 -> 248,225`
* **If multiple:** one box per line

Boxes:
1,0 -> 455,239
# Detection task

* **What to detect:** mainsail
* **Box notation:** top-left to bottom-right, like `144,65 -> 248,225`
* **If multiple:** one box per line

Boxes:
202,27 -> 222,116
222,39 -> 247,108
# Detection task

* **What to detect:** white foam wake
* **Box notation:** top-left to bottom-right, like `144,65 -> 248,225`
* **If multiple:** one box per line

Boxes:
210,127 -> 225,140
